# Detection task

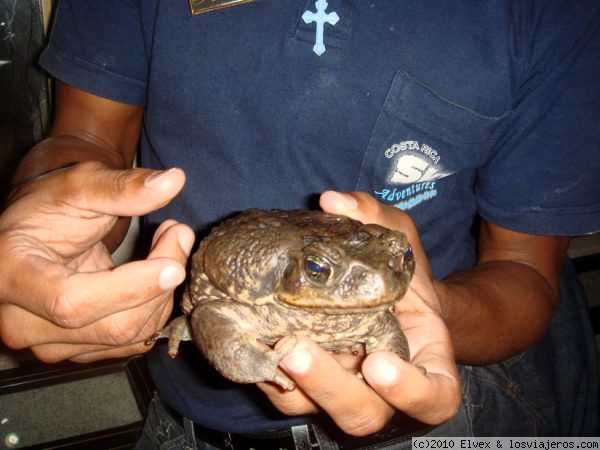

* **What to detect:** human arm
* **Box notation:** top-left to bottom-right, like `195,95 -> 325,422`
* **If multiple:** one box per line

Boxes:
0,82 -> 194,362
259,190 -> 567,435
439,221 -> 568,363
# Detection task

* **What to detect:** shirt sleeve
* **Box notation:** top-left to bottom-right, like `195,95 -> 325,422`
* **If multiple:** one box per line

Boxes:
39,0 -> 149,105
476,0 -> 600,236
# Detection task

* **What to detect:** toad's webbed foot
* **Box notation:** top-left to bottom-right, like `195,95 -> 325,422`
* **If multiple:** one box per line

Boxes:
148,315 -> 192,358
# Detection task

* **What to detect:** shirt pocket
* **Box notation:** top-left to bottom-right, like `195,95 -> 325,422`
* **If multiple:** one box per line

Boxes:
355,70 -> 511,211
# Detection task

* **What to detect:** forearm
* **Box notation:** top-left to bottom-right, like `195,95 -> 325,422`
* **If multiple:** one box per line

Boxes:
435,260 -> 558,364
12,81 -> 142,186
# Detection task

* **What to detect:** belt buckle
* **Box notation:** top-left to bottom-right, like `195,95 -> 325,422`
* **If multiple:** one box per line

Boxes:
224,432 -> 234,450
291,424 -> 313,450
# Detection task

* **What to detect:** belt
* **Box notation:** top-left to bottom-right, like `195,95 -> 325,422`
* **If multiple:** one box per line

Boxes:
161,398 -> 431,450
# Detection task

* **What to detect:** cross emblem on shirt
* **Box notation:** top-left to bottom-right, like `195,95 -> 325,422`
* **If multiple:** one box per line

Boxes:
302,0 -> 339,55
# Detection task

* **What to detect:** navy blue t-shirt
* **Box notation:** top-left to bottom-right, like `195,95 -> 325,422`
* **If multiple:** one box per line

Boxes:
40,0 -> 600,433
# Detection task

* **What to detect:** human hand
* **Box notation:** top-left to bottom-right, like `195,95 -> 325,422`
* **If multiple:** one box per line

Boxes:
258,191 -> 461,436
0,161 -> 195,362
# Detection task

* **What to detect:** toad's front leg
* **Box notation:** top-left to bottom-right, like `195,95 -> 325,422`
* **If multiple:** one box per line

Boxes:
191,302 -> 296,391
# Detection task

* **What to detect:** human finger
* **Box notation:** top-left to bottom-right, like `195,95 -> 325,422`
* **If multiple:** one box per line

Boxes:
319,190 -> 410,231
78,162 -> 186,217
362,347 -> 461,425
319,190 -> 431,276
28,295 -> 174,363
148,220 -> 195,264
257,341 -> 365,415
4,253 -> 184,328
7,161 -> 186,220
2,162 -> 186,267
2,216 -> 192,333
62,282 -> 176,362
54,221 -> 193,357
0,289 -> 172,350
362,283 -> 461,425
263,336 -> 395,436
31,339 -> 157,364
83,219 -> 194,330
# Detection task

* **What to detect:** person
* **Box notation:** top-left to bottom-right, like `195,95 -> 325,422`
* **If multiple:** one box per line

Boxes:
0,0 -> 599,447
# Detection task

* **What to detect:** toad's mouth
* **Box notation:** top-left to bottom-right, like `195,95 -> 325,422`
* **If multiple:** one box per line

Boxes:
274,295 -> 399,315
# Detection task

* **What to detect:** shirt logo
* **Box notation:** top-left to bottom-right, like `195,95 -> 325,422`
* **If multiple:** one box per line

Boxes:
375,140 -> 452,210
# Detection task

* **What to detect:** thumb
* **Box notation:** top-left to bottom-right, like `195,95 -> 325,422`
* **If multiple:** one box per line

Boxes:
319,190 -> 413,232
47,161 -> 186,217
320,190 -> 431,276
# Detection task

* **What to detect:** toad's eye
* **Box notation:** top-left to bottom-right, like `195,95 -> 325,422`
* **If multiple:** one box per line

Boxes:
404,246 -> 413,261
304,255 -> 332,283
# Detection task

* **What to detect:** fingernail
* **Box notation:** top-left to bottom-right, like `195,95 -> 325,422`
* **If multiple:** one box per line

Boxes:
333,191 -> 358,210
159,265 -> 184,290
367,359 -> 398,386
178,229 -> 195,256
144,169 -> 176,189
274,335 -> 298,353
281,348 -> 312,375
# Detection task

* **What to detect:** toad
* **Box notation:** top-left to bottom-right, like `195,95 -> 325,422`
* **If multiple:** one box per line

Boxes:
154,209 -> 415,390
